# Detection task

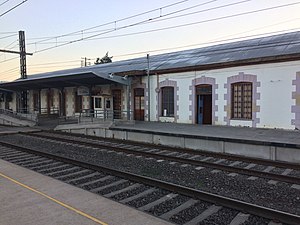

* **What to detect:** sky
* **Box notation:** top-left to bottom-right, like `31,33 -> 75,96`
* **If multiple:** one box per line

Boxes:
1,0 -> 300,81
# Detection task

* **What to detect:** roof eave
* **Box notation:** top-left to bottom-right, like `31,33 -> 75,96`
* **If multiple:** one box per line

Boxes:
151,53 -> 300,75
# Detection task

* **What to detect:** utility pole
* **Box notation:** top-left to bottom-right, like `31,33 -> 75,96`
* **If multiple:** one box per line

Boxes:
0,30 -> 32,112
0,31 -> 32,76
19,31 -> 27,79
81,57 -> 91,67
19,31 -> 27,112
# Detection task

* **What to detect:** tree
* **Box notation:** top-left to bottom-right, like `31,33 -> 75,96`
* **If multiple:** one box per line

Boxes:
94,52 -> 113,64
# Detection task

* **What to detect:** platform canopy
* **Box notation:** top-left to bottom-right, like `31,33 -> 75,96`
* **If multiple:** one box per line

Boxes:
0,69 -> 130,92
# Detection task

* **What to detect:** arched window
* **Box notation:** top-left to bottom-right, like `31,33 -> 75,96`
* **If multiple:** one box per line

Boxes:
161,86 -> 174,117
231,82 -> 252,119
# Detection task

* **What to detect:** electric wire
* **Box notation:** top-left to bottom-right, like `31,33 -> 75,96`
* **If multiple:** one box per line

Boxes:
114,26 -> 300,58
30,1 -> 300,54
139,0 -> 253,26
26,0 -> 216,41
0,67 -> 19,73
29,60 -> 80,66
0,2 -> 299,76
81,1 -> 300,42
0,31 -> 18,34
0,0 -> 28,18
0,33 -> 17,40
0,56 -> 19,64
0,0 -> 10,7
2,40 -> 18,49
26,0 -> 192,44
26,0 -> 239,45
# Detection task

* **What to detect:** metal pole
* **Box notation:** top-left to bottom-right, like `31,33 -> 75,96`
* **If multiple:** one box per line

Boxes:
126,83 -> 131,120
19,31 -> 27,112
19,31 -> 27,79
147,54 -> 150,122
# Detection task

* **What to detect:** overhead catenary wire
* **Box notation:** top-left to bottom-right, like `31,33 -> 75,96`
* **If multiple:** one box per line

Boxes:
27,0 -> 239,46
0,66 -> 19,73
114,25 -> 300,58
26,0 -> 240,45
0,56 -> 19,64
138,0 -> 253,26
29,59 -> 81,67
0,31 -> 18,34
26,0 -> 192,44
26,0 -> 217,42
27,0 -> 252,51
0,0 -> 10,7
29,1 -> 300,54
0,40 -> 19,58
0,33 -> 17,40
2,1 -> 300,78
0,0 -> 28,18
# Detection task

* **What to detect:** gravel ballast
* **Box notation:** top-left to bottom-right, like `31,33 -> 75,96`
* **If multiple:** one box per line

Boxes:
0,134 -> 299,216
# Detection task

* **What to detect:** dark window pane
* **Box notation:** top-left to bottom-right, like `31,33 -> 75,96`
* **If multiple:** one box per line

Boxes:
231,82 -> 252,119
161,87 -> 174,117
75,93 -> 83,113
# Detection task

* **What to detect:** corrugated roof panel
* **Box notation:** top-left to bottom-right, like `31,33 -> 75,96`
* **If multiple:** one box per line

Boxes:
18,31 -> 300,82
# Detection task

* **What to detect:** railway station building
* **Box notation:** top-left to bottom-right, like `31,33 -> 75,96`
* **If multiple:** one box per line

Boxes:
0,31 -> 300,130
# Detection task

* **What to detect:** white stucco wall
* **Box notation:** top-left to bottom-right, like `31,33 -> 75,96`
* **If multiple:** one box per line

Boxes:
147,60 -> 299,129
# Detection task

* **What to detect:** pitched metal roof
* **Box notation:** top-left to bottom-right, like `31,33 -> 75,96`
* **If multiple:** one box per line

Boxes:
1,31 -> 300,91
32,31 -> 300,78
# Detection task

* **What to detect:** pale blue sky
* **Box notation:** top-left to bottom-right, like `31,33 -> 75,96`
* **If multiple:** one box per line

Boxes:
1,0 -> 300,81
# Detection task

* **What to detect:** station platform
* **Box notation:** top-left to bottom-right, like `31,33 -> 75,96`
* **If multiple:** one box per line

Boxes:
53,121 -> 300,164
112,121 -> 300,146
0,159 -> 173,225
0,125 -> 40,135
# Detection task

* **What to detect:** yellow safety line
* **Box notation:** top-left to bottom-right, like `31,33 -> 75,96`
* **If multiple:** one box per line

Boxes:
0,172 -> 109,225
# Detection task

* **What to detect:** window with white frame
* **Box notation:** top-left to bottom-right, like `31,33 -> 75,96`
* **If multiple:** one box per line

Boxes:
161,86 -> 174,117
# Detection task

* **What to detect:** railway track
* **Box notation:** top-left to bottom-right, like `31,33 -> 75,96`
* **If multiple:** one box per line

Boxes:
20,131 -> 300,186
0,141 -> 299,225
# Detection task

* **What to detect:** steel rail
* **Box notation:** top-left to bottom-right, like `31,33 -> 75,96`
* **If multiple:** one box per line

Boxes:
44,130 -> 300,170
0,140 -> 299,225
23,132 -> 300,185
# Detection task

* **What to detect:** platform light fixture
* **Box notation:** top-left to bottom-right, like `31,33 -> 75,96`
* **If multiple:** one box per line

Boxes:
108,73 -> 114,79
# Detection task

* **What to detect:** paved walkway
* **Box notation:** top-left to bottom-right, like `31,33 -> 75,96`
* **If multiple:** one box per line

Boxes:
0,125 -> 40,134
113,121 -> 300,146
0,159 -> 172,225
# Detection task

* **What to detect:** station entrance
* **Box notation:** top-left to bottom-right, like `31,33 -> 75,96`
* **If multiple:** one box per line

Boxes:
134,88 -> 145,121
196,84 -> 212,125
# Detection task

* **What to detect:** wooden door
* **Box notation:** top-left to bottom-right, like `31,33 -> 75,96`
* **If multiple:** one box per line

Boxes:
134,88 -> 144,121
112,90 -> 122,119
196,85 -> 212,125
59,90 -> 66,116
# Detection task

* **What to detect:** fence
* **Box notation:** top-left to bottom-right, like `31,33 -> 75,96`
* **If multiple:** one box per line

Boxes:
0,108 -> 38,122
58,109 -> 134,125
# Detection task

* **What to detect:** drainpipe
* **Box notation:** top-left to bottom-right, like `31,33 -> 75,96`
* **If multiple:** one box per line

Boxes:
38,89 -> 41,114
126,81 -> 131,120
147,54 -> 150,122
